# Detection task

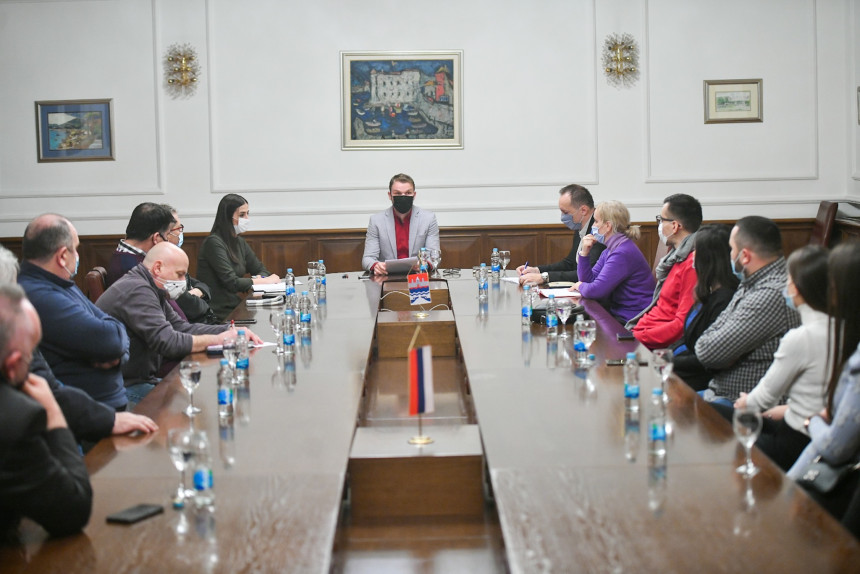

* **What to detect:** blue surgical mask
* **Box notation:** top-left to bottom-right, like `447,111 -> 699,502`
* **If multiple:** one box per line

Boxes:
782,287 -> 797,311
730,253 -> 745,282
561,213 -> 581,231
177,232 -> 184,248
65,254 -> 79,279
591,225 -> 606,244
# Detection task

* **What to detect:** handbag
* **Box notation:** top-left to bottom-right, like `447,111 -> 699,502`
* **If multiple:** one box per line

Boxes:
797,456 -> 860,494
529,300 -> 586,325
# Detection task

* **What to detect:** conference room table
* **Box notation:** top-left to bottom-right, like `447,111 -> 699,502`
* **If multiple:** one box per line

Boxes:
2,272 -> 859,573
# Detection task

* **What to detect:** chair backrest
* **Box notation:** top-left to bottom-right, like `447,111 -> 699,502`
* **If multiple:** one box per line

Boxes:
809,200 -> 838,247
84,266 -> 107,303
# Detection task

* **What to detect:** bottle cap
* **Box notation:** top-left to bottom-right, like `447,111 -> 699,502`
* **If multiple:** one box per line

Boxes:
480,263 -> 486,267
318,259 -> 323,264
626,352 -> 637,360
238,329 -> 245,336
549,294 -> 555,299
220,359 -> 228,366
653,388 -> 663,396
287,268 -> 293,273
588,354 -> 596,361
574,341 -> 586,351
493,247 -> 498,252
302,291 -> 309,296
523,285 -> 530,290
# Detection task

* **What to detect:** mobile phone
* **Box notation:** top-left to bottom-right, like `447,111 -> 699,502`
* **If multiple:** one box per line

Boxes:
606,359 -> 626,366
106,503 -> 164,525
617,332 -> 636,341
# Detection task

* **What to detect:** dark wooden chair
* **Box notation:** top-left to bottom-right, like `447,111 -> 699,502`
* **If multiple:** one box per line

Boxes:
809,200 -> 838,247
84,266 -> 107,303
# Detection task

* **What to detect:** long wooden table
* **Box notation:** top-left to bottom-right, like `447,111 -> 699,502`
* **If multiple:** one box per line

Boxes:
3,273 -> 859,573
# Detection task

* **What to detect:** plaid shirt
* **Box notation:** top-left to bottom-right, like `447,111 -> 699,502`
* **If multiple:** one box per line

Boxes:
695,257 -> 800,401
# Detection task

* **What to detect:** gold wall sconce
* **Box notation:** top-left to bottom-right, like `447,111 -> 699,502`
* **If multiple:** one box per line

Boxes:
164,43 -> 201,99
602,33 -> 639,89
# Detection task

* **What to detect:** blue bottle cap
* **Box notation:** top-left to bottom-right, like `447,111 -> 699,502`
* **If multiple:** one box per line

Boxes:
523,285 -> 530,291
287,268 -> 293,272
588,354 -> 596,361
626,352 -> 637,360
574,341 -> 586,352
652,388 -> 663,396
237,329 -> 245,336
220,359 -> 228,366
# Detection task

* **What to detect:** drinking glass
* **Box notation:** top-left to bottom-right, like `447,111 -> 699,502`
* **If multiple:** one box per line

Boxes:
428,248 -> 442,278
499,250 -> 511,276
179,361 -> 202,416
269,311 -> 286,354
168,428 -> 197,505
556,299 -> 573,339
576,319 -> 597,352
222,338 -> 237,371
733,406 -> 763,477
652,348 -> 674,402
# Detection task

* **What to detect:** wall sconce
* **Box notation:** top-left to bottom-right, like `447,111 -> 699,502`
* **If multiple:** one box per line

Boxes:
602,33 -> 639,89
164,43 -> 201,99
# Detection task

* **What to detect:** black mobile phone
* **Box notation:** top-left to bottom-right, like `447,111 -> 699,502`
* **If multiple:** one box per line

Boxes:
606,359 -> 626,366
617,331 -> 636,341
106,503 -> 164,525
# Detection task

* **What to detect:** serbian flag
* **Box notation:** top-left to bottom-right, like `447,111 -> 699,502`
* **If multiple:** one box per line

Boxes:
408,345 -> 435,415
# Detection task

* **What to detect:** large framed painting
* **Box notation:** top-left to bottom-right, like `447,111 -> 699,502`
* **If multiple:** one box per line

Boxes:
35,99 -> 114,162
703,79 -> 763,124
341,51 -> 463,150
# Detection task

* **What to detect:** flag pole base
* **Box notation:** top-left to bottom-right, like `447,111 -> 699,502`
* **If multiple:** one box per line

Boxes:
408,435 -> 434,445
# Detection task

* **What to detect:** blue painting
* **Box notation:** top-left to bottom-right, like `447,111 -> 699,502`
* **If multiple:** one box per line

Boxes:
342,52 -> 462,150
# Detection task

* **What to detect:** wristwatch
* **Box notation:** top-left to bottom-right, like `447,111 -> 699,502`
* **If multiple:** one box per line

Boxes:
540,272 -> 549,283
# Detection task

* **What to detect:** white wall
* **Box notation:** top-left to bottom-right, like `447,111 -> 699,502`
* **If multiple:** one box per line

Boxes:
0,0 -> 854,238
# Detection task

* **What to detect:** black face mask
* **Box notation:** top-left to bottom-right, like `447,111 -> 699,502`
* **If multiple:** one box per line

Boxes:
392,195 -> 414,215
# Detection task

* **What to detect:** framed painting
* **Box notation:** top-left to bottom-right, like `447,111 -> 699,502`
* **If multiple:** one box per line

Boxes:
703,79 -> 762,124
35,99 -> 114,162
341,51 -> 463,150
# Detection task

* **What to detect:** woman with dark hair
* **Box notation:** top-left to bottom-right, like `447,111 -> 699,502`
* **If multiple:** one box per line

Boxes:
788,242 -> 860,521
670,224 -> 739,391
197,194 -> 280,320
723,245 -> 830,470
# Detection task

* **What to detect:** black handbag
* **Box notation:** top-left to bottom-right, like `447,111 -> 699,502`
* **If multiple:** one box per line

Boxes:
529,300 -> 586,325
797,456 -> 860,494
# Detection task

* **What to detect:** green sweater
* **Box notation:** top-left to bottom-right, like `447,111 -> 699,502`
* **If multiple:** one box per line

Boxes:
197,234 -> 269,320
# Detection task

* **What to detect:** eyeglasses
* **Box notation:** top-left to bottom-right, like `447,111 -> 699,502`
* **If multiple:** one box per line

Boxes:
655,215 -> 675,224
169,225 -> 185,234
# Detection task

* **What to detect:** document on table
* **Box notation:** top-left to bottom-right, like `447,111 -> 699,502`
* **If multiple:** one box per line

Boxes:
538,287 -> 581,298
501,276 -> 520,284
252,279 -> 303,293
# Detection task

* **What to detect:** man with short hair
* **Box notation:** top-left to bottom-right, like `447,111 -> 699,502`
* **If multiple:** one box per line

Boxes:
97,242 -> 261,403
362,173 -> 440,274
0,283 -> 92,537
517,184 -> 605,285
627,194 -> 702,348
18,214 -> 130,410
696,216 -> 800,404
105,202 -> 175,286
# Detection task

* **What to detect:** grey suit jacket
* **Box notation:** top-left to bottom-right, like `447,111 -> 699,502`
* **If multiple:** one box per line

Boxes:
362,205 -> 440,271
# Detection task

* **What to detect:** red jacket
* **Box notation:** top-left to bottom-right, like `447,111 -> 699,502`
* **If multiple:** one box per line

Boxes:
632,254 -> 697,349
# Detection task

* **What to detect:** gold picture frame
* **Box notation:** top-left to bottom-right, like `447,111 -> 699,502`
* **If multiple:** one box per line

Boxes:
703,79 -> 762,124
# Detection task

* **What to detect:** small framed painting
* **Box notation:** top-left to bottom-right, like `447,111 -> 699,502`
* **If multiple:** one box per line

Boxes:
35,99 -> 114,162
703,79 -> 762,124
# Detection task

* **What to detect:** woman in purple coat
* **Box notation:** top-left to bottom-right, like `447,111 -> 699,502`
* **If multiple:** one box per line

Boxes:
572,200 -> 656,323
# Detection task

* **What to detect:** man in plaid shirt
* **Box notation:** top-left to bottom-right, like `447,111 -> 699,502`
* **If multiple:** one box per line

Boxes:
695,216 -> 800,404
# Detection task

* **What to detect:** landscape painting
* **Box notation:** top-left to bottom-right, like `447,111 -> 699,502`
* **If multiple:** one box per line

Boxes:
341,51 -> 462,150
36,99 -> 114,162
703,79 -> 762,124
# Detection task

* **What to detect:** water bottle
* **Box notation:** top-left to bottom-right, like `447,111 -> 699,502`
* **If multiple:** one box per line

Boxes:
573,313 -> 586,345
217,359 -> 234,418
192,432 -> 215,509
624,352 -> 640,411
317,260 -> 326,297
490,248 -> 501,280
545,294 -> 558,338
648,388 -> 668,459
521,285 -> 533,325
284,268 -> 296,307
234,329 -> 249,386
218,413 -> 236,468
477,264 -> 489,301
624,407 -> 640,462
574,341 -> 587,366
419,247 -> 428,269
282,309 -> 296,354
299,291 -> 312,331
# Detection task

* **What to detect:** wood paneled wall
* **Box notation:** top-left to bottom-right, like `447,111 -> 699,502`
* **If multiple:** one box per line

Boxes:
1,220 -> 815,292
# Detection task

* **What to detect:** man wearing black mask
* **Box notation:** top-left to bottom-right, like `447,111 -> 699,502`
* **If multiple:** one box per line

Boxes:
361,173 -> 440,274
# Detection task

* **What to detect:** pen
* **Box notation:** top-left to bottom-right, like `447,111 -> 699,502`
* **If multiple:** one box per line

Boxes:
520,261 -> 528,275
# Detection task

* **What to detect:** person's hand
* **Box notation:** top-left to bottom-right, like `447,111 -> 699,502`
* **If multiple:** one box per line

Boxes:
92,358 -> 121,370
734,392 -> 748,410
519,272 -> 542,285
517,265 -> 539,275
579,235 -> 596,256
570,282 -> 582,292
22,374 -> 67,430
265,274 -> 281,284
242,328 -> 264,345
112,412 -> 158,435
188,288 -> 204,298
373,262 -> 388,275
762,405 -> 788,421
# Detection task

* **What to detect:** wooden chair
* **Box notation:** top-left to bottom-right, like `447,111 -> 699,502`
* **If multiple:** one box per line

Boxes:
809,200 -> 838,247
84,266 -> 107,303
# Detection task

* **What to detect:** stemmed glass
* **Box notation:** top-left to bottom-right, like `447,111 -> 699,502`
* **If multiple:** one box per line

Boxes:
499,250 -> 511,277
575,319 -> 597,353
307,261 -> 319,292
428,248 -> 442,278
733,405 -> 763,477
652,348 -> 674,403
269,311 -> 286,354
556,299 -> 573,339
168,428 -> 197,507
179,361 -> 202,416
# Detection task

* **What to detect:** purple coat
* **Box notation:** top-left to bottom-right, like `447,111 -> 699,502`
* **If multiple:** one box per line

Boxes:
577,233 -> 656,323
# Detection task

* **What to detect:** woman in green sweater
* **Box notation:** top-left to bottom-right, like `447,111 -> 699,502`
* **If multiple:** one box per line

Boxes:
197,194 -> 281,320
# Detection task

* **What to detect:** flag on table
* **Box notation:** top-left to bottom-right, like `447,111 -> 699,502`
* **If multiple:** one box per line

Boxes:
408,345 -> 435,415
408,271 -> 431,305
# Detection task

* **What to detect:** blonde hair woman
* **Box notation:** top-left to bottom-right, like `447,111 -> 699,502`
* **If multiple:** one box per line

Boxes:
572,200 -> 655,323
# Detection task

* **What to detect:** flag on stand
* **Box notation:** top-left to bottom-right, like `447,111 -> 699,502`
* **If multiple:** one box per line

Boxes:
408,271 -> 431,305
408,345 -> 435,415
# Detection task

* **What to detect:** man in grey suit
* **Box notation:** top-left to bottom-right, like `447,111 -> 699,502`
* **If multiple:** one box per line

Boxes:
362,173 -> 440,274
